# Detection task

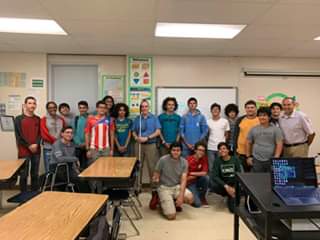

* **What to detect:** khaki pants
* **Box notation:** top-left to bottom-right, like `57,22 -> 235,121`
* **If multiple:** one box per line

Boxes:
158,185 -> 192,216
88,148 -> 110,193
135,143 -> 159,184
283,143 -> 309,158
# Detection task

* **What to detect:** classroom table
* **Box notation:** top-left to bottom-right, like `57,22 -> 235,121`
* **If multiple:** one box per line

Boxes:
0,191 -> 108,240
0,159 -> 25,208
234,173 -> 320,240
79,157 -> 137,184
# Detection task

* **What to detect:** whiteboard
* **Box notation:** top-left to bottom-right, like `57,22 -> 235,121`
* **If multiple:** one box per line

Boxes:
156,87 -> 238,119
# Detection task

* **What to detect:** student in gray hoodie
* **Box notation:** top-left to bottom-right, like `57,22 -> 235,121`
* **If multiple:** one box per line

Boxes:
50,126 -> 90,192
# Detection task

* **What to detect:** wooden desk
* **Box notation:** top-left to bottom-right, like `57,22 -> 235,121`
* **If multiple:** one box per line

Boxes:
0,191 -> 108,240
0,159 -> 25,182
79,157 -> 137,179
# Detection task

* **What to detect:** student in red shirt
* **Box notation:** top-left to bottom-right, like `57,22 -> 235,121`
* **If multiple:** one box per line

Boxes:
14,96 -> 41,193
186,142 -> 210,207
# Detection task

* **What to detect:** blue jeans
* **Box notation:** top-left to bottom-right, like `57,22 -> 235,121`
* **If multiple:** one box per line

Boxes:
187,175 -> 210,208
207,150 -> 218,189
182,143 -> 194,158
43,148 -> 52,173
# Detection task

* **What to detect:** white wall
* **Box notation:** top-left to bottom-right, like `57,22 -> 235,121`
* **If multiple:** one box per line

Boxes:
1,53 -> 319,161
154,56 -> 320,156
0,53 -> 47,160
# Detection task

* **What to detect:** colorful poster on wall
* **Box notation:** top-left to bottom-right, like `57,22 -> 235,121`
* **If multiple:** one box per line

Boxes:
128,57 -> 152,88
100,75 -> 125,103
128,87 -> 152,115
0,72 -> 26,88
127,56 -> 153,116
256,92 -> 298,108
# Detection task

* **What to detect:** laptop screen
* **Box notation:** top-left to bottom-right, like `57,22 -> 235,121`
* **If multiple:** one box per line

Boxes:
271,158 -> 317,188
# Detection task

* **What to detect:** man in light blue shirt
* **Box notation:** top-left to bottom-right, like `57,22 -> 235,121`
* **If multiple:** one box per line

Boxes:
132,99 -> 161,185
180,97 -> 208,157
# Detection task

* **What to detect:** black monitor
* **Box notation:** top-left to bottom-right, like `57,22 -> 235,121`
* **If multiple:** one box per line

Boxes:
271,158 -> 317,188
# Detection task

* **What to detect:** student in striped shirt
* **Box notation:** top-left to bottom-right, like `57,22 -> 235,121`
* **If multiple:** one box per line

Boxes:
85,100 -> 115,192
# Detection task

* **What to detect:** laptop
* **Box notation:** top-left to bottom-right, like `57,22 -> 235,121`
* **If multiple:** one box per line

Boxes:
271,158 -> 320,206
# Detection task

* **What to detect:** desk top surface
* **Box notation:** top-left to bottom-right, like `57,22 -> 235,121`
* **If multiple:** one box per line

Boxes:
0,159 -> 25,181
79,157 -> 137,179
237,173 -> 320,217
0,191 -> 108,240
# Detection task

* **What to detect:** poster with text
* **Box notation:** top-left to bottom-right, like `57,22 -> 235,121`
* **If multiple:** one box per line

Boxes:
128,56 -> 153,88
128,87 -> 152,115
100,75 -> 125,103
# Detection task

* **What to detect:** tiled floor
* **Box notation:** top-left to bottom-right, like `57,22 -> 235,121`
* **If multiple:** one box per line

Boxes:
0,190 -> 256,240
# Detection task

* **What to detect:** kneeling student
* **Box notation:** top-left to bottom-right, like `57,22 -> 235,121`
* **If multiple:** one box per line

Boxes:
50,126 -> 90,192
152,142 -> 193,220
186,142 -> 210,208
212,142 -> 241,213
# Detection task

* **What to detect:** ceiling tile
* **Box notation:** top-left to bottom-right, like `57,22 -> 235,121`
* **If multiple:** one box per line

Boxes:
39,0 -> 157,21
156,0 -> 275,24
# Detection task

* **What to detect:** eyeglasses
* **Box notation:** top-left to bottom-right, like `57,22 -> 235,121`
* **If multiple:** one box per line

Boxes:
196,148 -> 206,152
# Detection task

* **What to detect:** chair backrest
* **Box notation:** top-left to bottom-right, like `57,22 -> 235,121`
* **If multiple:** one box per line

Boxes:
110,206 -> 121,240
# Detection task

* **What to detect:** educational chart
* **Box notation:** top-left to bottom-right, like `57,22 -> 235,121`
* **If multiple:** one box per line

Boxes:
0,72 -> 26,88
256,92 -> 298,108
127,56 -> 153,115
100,75 -> 125,103
128,87 -> 152,115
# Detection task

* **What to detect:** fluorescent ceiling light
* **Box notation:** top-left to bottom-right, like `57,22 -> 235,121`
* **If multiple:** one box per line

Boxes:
314,36 -> 320,40
155,22 -> 246,39
0,17 -> 67,35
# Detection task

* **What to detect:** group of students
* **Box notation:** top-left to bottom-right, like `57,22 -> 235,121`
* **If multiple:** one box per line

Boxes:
14,94 -> 315,220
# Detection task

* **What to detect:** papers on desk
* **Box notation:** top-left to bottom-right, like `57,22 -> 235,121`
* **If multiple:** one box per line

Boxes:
281,219 -> 320,231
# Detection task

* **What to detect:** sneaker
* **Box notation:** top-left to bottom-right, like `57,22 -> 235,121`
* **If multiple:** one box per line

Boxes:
175,206 -> 183,212
149,191 -> 159,210
200,197 -> 210,208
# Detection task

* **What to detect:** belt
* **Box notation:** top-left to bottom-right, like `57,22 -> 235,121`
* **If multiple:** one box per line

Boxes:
284,141 -> 308,147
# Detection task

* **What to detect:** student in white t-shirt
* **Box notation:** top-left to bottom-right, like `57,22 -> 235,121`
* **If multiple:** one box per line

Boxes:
207,103 -> 230,188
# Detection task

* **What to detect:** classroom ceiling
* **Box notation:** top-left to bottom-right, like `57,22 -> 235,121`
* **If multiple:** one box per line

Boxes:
1,0 -> 320,57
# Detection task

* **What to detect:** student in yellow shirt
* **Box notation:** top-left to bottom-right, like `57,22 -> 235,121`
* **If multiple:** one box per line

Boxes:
233,100 -> 259,172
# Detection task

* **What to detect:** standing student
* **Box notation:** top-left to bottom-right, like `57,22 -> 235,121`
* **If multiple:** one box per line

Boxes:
279,97 -> 315,157
74,100 -> 89,170
270,102 -> 282,127
114,103 -> 132,157
152,142 -> 194,220
224,103 -> 239,150
212,142 -> 241,213
40,101 -> 65,173
233,100 -> 259,172
246,107 -> 283,173
207,103 -> 230,178
186,142 -> 209,208
102,95 -> 115,117
180,97 -> 208,157
132,99 -> 161,184
14,96 -> 41,193
85,100 -> 115,192
58,103 -> 74,126
158,97 -> 181,156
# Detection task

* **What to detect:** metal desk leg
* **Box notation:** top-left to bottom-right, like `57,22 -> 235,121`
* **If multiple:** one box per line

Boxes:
234,181 -> 240,240
265,213 -> 272,240
234,212 -> 239,240
0,190 -> 3,209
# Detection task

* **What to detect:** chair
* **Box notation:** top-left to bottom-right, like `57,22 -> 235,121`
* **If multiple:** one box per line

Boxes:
110,206 -> 121,240
41,163 -> 75,192
104,160 -> 142,236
